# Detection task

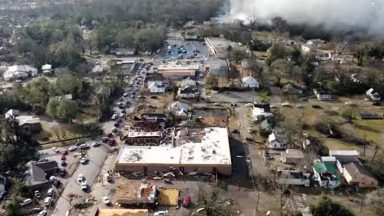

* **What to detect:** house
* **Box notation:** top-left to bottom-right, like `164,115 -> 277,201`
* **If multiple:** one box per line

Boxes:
266,131 -> 287,150
169,101 -> 190,117
366,88 -> 381,102
301,44 -> 313,54
313,89 -> 334,101
5,109 -> 19,119
280,149 -> 305,164
316,52 -> 332,61
278,170 -> 311,187
330,149 -> 378,188
92,65 -> 105,74
41,64 -> 52,74
24,161 -> 59,190
306,39 -> 325,46
16,115 -> 41,134
3,65 -> 38,81
147,81 -> 167,93
359,112 -> 382,120
177,85 -> 199,99
252,106 -> 273,122
241,76 -> 260,89
312,157 -> 341,189
337,161 -> 378,188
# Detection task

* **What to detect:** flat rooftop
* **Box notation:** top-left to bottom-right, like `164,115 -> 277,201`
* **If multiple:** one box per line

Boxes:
127,131 -> 161,138
117,127 -> 231,166
158,64 -> 199,71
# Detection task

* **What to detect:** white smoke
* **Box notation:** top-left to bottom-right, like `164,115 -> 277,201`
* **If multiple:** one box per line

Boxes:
229,0 -> 384,35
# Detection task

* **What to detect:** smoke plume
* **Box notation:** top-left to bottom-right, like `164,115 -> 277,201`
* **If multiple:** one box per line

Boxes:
229,0 -> 384,35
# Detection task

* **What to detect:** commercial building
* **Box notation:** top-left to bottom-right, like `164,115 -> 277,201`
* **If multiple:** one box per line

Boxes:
115,127 -> 232,175
158,63 -> 199,79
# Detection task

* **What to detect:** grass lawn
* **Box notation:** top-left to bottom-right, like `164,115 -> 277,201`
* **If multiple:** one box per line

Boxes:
354,119 -> 384,143
322,138 -> 364,152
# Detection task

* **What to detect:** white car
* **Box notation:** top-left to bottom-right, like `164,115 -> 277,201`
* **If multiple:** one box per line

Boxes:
80,157 -> 88,164
44,197 -> 52,207
111,114 -> 117,120
123,92 -> 129,97
77,173 -> 85,183
20,198 -> 32,206
51,147 -> 59,153
80,143 -> 90,149
154,210 -> 169,216
68,146 -> 77,151
102,196 -> 111,205
37,210 -> 47,216
81,181 -> 88,191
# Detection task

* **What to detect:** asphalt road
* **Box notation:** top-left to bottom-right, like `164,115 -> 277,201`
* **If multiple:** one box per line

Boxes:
50,64 -> 146,216
50,143 -> 111,216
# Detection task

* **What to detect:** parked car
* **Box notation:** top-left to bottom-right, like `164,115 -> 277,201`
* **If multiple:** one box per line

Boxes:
51,147 -> 59,153
68,146 -> 77,151
60,155 -> 66,161
20,198 -> 32,206
102,137 -> 109,143
77,173 -> 85,183
44,197 -> 52,207
34,190 -> 42,199
61,161 -> 67,167
80,143 -> 90,149
104,173 -> 113,182
38,158 -> 49,163
80,157 -> 88,164
37,210 -> 47,216
108,139 -> 116,146
154,210 -> 169,216
62,150 -> 68,156
47,188 -> 55,197
81,181 -> 88,191
102,196 -> 111,205
92,142 -> 101,147
182,196 -> 191,208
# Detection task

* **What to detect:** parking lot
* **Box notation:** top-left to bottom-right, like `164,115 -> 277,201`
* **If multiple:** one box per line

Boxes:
165,39 -> 210,63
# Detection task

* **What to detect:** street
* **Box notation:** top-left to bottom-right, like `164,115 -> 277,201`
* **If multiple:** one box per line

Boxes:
49,61 -> 147,216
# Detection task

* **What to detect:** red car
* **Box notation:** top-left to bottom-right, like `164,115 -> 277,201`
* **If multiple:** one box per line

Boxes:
62,150 -> 68,156
182,196 -> 191,208
107,133 -> 113,138
108,139 -> 116,146
60,155 -> 66,161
